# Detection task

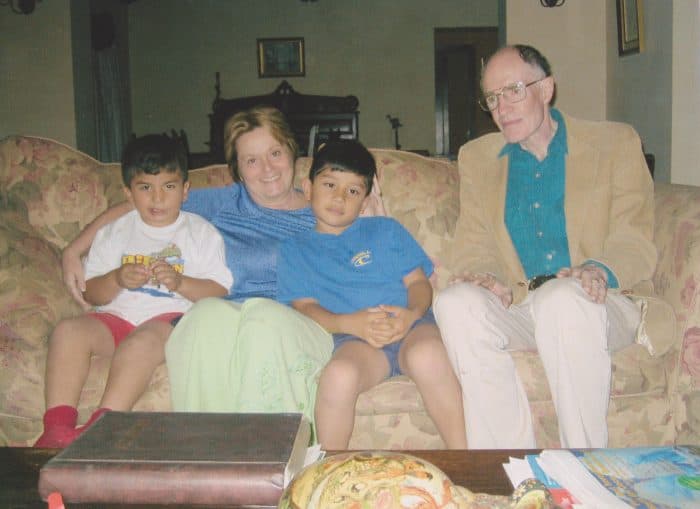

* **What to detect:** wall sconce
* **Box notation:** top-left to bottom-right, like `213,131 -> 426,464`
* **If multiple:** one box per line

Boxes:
0,0 -> 41,14
540,0 -> 565,6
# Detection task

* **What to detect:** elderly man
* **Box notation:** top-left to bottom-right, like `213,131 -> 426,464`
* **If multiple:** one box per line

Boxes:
434,44 -> 656,449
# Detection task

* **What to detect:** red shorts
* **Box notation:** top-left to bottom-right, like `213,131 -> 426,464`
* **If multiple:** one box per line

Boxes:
88,312 -> 183,347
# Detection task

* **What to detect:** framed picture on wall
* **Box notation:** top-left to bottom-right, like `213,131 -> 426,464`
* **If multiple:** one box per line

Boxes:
257,37 -> 305,78
616,0 -> 644,56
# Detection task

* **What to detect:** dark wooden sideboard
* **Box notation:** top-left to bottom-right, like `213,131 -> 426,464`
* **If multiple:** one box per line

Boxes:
189,74 -> 360,168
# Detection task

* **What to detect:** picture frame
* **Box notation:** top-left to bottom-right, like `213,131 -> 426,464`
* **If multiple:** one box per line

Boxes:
257,37 -> 305,78
616,0 -> 644,56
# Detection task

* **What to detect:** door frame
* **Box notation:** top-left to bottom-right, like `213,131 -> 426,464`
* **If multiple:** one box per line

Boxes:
434,27 -> 499,157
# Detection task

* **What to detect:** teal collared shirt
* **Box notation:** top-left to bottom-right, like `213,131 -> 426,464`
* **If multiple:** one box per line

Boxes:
502,109 -> 618,288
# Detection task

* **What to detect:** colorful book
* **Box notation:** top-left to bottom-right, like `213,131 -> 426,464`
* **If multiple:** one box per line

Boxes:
38,411 -> 312,506
536,446 -> 700,509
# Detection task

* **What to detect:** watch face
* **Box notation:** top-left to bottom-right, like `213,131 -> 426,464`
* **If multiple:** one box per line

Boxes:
528,274 -> 556,291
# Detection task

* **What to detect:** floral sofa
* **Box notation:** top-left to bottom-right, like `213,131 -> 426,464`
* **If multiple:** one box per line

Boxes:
1,135 -> 699,449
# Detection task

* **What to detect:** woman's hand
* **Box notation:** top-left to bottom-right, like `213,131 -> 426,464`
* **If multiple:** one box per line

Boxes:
61,201 -> 135,309
62,245 -> 90,310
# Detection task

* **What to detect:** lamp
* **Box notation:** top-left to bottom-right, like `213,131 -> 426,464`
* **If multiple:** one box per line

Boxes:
0,0 -> 41,14
540,0 -> 565,6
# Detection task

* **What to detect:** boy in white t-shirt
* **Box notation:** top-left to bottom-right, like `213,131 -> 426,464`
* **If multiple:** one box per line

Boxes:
35,134 -> 233,448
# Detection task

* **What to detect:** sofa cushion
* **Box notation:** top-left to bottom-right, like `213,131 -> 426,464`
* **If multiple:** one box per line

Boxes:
0,333 -> 45,445
0,210 -> 86,444
370,150 -> 459,288
631,292 -> 678,357
0,211 -> 81,348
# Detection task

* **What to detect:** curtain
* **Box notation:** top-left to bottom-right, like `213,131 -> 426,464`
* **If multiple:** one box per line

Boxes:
93,44 -> 129,162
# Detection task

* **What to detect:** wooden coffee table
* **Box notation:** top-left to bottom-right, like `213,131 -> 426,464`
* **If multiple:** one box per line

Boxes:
1,447 -> 537,508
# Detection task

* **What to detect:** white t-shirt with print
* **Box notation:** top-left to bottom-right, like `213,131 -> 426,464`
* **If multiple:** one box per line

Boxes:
84,210 -> 233,325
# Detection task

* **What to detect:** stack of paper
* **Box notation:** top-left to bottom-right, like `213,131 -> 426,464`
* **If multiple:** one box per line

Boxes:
504,454 -> 581,508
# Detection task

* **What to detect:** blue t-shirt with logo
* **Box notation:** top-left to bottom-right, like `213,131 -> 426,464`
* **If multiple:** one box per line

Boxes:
277,216 -> 433,313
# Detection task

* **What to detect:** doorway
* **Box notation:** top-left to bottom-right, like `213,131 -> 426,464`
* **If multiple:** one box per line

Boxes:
434,27 -> 499,158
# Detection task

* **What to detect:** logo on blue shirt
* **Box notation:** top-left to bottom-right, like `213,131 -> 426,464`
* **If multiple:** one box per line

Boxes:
351,250 -> 372,267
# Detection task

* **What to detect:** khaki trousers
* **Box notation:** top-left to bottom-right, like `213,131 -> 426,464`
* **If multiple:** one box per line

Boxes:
434,277 -> 640,449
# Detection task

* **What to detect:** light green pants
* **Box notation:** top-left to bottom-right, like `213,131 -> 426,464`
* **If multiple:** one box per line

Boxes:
165,297 -> 333,427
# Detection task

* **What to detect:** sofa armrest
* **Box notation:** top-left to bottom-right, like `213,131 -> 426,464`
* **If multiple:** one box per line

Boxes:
653,184 -> 700,325
652,183 -> 700,397
0,211 -> 81,348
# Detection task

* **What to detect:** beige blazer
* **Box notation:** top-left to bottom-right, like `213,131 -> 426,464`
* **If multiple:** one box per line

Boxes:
449,112 -> 656,304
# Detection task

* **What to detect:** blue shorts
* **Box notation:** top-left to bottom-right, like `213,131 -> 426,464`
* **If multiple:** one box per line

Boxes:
332,308 -> 436,378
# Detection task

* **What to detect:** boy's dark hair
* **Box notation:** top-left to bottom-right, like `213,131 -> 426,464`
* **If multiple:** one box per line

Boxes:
121,134 -> 188,188
308,140 -> 375,194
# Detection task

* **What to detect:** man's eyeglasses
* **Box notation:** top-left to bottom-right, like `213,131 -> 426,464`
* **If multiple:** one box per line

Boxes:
478,78 -> 547,112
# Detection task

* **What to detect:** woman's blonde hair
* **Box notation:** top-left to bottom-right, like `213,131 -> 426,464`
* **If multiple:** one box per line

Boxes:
223,106 -> 299,182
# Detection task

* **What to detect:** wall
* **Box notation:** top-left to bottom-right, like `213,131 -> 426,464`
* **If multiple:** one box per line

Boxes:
506,0 -> 608,121
671,0 -> 700,186
3,1 -> 696,185
0,1 -> 77,146
505,0 -> 679,184
128,0 -> 499,154
607,0 -> 672,184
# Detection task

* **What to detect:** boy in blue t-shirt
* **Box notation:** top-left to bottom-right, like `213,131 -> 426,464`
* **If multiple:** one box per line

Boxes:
277,140 -> 466,449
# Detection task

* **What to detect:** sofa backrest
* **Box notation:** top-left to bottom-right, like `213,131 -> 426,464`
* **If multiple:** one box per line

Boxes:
0,136 -> 234,250
4,135 -> 700,300
0,138 -> 460,287
0,136 -> 124,250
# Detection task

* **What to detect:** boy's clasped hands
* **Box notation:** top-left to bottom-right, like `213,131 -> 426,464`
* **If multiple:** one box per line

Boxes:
117,259 -> 182,292
344,305 -> 419,348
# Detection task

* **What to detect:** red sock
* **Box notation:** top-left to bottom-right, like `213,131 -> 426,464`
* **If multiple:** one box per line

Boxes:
43,405 -> 78,428
76,407 -> 111,433
34,405 -> 79,448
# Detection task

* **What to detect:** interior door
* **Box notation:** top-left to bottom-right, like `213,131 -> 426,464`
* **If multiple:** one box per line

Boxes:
434,28 -> 499,158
